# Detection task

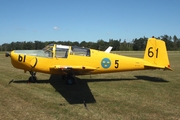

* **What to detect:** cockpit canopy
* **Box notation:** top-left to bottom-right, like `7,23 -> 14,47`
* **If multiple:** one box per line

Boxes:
14,44 -> 90,58
43,44 -> 90,58
55,45 -> 69,58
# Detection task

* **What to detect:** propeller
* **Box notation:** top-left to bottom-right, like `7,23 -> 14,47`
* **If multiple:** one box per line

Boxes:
5,52 -> 11,57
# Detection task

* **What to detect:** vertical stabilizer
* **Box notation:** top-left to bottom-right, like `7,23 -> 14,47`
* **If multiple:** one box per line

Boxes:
143,38 -> 172,70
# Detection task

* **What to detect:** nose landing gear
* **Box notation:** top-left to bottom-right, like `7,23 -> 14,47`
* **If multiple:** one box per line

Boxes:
28,71 -> 37,83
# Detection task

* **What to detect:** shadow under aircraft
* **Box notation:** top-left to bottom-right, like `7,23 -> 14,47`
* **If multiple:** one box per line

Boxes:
11,74 -> 169,104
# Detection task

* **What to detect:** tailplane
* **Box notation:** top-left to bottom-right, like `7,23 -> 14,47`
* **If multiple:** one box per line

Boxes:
143,38 -> 173,70
105,46 -> 113,53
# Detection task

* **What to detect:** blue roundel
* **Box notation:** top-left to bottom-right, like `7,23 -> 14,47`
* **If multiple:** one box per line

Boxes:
101,58 -> 111,69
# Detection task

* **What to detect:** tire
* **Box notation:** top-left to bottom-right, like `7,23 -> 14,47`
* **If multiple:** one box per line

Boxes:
28,76 -> 37,83
66,76 -> 75,85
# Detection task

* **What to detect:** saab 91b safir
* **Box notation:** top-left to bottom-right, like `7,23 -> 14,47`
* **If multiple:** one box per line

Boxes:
6,38 -> 172,84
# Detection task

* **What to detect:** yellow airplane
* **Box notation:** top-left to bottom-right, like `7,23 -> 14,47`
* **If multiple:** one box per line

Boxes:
6,37 -> 172,84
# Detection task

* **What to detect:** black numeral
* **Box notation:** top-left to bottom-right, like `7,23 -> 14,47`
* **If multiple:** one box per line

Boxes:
18,55 -> 26,62
156,48 -> 158,58
115,60 -> 119,68
148,47 -> 158,58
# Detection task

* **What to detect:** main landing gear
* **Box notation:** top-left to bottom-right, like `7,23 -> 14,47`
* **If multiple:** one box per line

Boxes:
27,71 -> 75,85
28,71 -> 37,83
62,73 -> 76,85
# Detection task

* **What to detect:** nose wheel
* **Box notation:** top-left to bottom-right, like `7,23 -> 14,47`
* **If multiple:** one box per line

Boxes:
28,71 -> 37,83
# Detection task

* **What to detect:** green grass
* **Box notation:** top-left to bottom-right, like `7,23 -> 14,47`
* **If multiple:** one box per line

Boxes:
0,51 -> 180,119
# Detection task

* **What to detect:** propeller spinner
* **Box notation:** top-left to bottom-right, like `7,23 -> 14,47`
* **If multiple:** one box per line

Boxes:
5,52 -> 11,57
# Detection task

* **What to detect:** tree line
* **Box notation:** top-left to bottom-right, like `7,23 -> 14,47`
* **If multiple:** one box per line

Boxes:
1,35 -> 180,51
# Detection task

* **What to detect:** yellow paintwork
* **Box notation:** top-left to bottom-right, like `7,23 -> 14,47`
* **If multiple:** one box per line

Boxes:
9,38 -> 172,76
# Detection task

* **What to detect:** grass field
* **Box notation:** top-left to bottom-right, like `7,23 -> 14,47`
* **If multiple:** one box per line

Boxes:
0,51 -> 180,120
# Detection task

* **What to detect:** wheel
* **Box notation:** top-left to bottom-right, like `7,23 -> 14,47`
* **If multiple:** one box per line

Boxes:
28,76 -> 37,83
66,76 -> 75,85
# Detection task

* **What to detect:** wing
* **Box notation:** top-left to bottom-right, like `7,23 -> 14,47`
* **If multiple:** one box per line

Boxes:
50,65 -> 97,75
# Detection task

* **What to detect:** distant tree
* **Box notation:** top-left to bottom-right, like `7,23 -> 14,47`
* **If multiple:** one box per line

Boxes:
10,42 -> 16,50
34,41 -> 44,49
97,39 -> 108,50
2,43 -> 10,51
1,35 -> 180,51
25,41 -> 35,50
87,41 -> 98,49
173,35 -> 178,50
120,39 -> 133,51
72,41 -> 79,46
109,39 -> 120,51
133,37 -> 147,51
80,41 -> 87,47
160,35 -> 173,50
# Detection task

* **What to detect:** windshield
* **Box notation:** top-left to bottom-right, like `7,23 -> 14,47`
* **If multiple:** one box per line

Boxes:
13,44 -> 55,58
42,44 -> 54,57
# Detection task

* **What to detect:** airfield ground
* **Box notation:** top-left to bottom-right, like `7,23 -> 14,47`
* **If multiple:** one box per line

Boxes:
0,51 -> 180,119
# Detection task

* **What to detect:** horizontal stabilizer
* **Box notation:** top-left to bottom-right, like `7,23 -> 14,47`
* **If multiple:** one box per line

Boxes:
105,46 -> 113,53
144,64 -> 173,71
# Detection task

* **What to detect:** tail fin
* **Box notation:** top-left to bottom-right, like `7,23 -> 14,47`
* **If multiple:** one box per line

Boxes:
143,38 -> 173,70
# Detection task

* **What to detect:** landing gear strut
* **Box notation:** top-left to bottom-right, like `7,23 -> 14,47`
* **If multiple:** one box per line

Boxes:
28,71 -> 37,83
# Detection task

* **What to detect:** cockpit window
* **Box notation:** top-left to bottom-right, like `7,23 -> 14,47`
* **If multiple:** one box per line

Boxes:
71,46 -> 90,57
55,45 -> 69,58
42,44 -> 54,57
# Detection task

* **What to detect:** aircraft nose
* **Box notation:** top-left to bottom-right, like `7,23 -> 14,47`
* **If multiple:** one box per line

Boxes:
5,52 -> 11,57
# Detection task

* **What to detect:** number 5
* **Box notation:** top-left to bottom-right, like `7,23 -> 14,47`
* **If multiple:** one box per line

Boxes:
115,60 -> 119,68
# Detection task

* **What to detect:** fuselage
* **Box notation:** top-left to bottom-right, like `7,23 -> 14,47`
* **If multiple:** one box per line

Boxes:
10,45 -> 147,75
